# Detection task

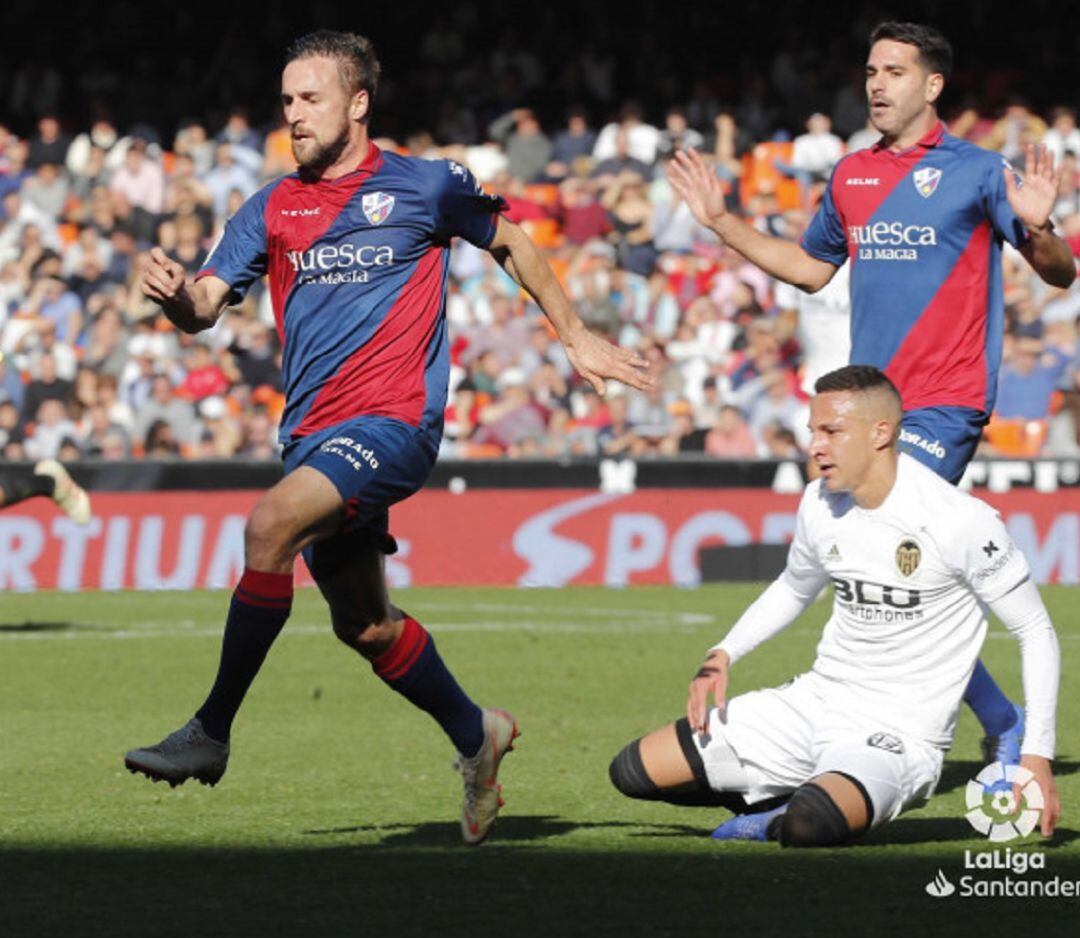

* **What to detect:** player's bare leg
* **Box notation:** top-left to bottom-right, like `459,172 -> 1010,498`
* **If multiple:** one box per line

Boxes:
611,720 -> 778,811
310,539 -> 518,845
612,722 -> 871,846
125,468 -> 343,786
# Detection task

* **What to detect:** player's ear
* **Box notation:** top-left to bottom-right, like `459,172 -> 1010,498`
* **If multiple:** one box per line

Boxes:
871,418 -> 894,451
350,89 -> 369,124
925,72 -> 944,106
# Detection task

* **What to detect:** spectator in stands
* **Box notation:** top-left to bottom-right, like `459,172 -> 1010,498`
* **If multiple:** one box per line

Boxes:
135,373 -> 198,449
109,137 -> 164,220
704,404 -> 757,457
659,106 -> 704,154
204,144 -> 259,220
602,171 -> 657,277
995,336 -> 1070,420
597,392 -> 639,455
547,106 -> 597,180
144,418 -> 182,457
27,115 -> 70,169
774,112 -> 843,195
21,162 -> 69,219
26,397 -> 78,459
558,177 -> 610,245
21,351 -> 73,422
593,101 -> 661,166
215,107 -> 263,156
487,108 -> 552,184
983,98 -> 1047,166
1043,107 -> 1080,167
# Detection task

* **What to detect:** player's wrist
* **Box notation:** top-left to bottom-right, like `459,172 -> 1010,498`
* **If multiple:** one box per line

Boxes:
1025,218 -> 1054,237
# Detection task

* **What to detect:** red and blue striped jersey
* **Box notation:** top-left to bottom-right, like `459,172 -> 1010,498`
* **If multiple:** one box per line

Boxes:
197,144 -> 505,443
801,122 -> 1027,414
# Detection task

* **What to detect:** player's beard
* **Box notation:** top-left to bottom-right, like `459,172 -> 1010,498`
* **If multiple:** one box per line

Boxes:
292,118 -> 351,176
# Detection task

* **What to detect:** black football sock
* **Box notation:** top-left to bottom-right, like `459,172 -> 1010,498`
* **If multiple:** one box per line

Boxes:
195,568 -> 293,743
0,470 -> 55,507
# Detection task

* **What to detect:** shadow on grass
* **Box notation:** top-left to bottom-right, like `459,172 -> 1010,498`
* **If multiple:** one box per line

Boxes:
304,815 -> 703,846
0,620 -> 80,633
936,760 -> 1080,797
4,831 -> 1077,938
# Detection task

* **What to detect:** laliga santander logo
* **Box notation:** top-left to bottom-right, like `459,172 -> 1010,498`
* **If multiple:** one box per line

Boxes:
965,763 -> 1044,842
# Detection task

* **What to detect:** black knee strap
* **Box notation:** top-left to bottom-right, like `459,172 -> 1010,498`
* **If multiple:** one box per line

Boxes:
773,783 -> 851,848
609,739 -> 661,800
673,717 -> 712,789
832,771 -> 875,828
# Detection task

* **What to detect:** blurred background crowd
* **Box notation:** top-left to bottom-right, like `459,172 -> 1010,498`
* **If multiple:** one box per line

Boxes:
1,0 -> 1078,463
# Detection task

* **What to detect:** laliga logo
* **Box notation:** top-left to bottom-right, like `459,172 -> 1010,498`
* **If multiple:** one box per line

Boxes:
965,763 -> 1044,842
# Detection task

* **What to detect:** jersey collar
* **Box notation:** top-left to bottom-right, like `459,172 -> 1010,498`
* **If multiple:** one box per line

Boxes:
301,141 -> 383,186
354,141 -> 383,177
872,120 -> 946,154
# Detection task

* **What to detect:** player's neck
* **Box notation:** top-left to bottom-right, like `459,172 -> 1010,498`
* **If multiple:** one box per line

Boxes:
881,110 -> 938,152
851,453 -> 899,510
314,132 -> 371,181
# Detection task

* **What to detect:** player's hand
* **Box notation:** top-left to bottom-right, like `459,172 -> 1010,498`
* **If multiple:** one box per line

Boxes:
1017,754 -> 1060,837
667,148 -> 727,230
141,247 -> 188,304
563,326 -> 652,395
1004,144 -> 1061,233
686,649 -> 730,736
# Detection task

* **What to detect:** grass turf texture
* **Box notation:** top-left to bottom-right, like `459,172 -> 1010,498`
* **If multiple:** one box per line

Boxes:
1,585 -> 1077,937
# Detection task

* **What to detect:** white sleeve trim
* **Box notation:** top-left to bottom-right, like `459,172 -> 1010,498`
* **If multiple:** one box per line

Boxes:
987,578 -> 1060,759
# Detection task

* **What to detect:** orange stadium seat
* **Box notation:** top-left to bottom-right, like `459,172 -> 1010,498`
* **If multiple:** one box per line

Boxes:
523,184 -> 560,211
739,141 -> 804,212
983,415 -> 1049,457
519,217 -> 562,249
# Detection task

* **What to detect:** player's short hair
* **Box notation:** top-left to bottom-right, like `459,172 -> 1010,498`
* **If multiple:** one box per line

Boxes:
870,21 -> 953,81
285,30 -> 381,116
814,365 -> 900,402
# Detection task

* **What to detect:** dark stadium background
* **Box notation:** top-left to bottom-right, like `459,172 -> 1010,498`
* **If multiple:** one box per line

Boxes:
2,0 -> 1076,141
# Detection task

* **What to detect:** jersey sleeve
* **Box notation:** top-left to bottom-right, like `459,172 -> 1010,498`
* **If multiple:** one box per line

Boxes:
196,188 -> 270,304
433,160 -> 508,249
799,168 -> 848,266
711,485 -> 827,663
780,484 -> 831,600
983,157 -> 1029,250
952,500 -> 1030,603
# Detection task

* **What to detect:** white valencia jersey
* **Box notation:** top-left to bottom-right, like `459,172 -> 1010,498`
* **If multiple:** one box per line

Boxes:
783,454 -> 1028,749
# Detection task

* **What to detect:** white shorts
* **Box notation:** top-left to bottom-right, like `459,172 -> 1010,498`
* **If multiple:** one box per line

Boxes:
693,672 -> 943,827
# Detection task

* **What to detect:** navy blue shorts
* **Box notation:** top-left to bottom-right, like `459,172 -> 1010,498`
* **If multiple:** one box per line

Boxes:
282,416 -> 437,566
898,406 -> 987,485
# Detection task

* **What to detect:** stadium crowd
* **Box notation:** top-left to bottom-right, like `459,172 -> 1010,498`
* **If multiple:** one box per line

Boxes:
2,45 -> 1079,463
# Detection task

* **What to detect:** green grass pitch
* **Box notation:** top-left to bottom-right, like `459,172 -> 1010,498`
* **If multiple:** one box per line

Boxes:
1,585 -> 1077,936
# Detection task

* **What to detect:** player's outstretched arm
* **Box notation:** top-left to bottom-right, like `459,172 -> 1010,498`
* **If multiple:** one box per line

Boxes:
1008,144 -> 1077,290
666,148 -> 837,293
486,217 -> 652,393
140,247 -> 231,334
687,573 -> 821,734
987,578 -> 1061,836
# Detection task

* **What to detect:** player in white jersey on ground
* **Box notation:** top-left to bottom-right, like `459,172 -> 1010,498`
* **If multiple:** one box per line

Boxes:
608,365 -> 1061,845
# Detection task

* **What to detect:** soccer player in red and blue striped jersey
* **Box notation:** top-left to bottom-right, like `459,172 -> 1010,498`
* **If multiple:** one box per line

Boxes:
667,21 -> 1075,792
126,31 -> 650,844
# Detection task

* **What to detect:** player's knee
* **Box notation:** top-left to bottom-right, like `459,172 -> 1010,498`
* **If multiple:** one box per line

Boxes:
609,739 -> 661,800
244,500 -> 296,562
775,783 -> 852,848
331,607 -> 395,657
